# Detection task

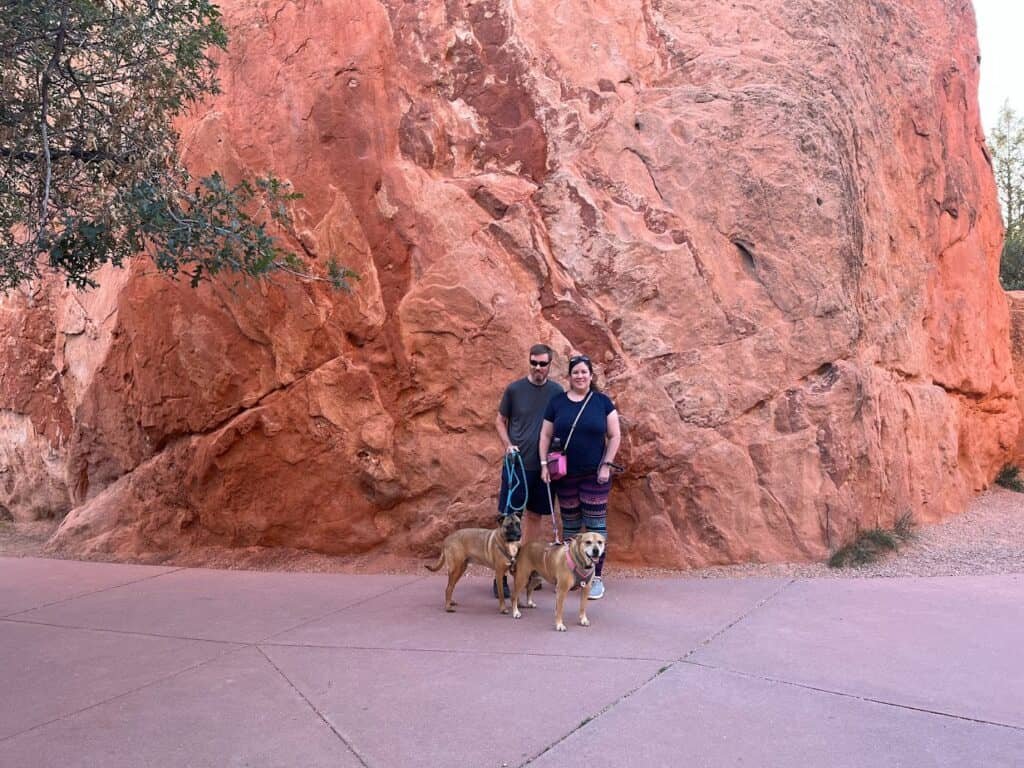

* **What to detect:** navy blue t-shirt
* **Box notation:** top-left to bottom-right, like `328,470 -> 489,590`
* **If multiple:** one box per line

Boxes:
544,391 -> 616,476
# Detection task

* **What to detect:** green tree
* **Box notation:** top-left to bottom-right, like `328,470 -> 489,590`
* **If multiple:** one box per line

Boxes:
990,102 -> 1024,290
0,0 -> 354,291
1000,229 -> 1024,291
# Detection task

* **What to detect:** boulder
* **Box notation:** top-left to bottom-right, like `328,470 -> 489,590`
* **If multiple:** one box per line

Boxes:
0,0 -> 1016,567
1007,291 -> 1024,465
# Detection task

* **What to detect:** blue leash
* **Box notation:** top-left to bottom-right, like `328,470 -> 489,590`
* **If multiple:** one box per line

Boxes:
502,451 -> 528,515
502,451 -> 561,542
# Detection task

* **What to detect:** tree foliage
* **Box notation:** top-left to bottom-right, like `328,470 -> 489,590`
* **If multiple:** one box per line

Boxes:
999,229 -> 1024,292
990,102 -> 1024,290
0,0 -> 355,291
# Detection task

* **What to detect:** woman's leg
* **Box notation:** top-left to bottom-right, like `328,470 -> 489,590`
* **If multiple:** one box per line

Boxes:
554,476 -> 584,540
579,474 -> 611,576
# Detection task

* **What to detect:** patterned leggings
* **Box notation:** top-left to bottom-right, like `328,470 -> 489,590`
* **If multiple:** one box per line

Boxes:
554,473 -> 610,576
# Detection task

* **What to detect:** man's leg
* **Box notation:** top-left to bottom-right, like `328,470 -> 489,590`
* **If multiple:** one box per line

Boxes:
497,463 -> 513,517
522,470 -> 554,590
525,470 -> 559,543
522,511 -> 543,543
494,461 -> 526,598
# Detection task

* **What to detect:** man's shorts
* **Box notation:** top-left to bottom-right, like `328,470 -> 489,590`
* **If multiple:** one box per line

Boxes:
497,467 -> 554,516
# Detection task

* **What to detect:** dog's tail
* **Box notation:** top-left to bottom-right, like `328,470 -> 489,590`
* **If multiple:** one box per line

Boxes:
424,552 -> 445,572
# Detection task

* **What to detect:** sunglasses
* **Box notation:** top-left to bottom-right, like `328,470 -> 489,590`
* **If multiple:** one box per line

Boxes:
569,355 -> 591,366
529,359 -> 551,368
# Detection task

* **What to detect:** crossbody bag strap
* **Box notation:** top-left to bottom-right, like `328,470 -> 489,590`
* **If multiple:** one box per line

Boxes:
562,391 -> 594,453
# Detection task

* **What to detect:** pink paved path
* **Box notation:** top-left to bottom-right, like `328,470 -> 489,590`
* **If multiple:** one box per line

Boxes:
1,556 -> 1021,767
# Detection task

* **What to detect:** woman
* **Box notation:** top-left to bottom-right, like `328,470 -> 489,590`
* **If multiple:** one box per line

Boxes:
538,354 -> 621,599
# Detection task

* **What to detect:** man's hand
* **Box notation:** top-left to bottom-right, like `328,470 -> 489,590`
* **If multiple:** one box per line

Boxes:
506,444 -> 520,455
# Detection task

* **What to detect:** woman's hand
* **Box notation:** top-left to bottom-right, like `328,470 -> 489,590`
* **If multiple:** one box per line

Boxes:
597,464 -> 611,484
540,463 -> 550,484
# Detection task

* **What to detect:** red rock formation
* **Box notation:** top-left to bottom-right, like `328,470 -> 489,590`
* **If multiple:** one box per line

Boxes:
1,0 -> 1017,566
1006,291 -> 1024,464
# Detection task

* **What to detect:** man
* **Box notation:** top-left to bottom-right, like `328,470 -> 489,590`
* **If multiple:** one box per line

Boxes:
493,343 -> 564,597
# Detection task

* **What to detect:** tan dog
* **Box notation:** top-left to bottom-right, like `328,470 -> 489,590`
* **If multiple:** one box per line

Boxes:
511,532 -> 606,631
425,513 -> 522,614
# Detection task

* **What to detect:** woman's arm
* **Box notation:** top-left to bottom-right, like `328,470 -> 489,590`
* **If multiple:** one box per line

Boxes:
539,419 -> 554,483
596,410 -> 621,484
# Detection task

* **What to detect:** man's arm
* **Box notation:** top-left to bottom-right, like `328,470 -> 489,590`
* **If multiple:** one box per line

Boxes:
495,412 -> 518,454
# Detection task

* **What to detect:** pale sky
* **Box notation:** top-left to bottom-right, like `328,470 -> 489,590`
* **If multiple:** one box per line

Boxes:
974,0 -> 1024,133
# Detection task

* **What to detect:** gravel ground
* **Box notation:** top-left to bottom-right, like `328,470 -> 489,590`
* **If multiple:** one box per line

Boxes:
2,488 -> 1022,578
675,487 -> 1024,580
0,520 -> 57,558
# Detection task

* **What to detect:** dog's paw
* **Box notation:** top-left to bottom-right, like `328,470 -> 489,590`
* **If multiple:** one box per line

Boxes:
500,606 -> 509,614
526,600 -> 537,609
445,605 -> 456,613
513,609 -> 522,619
555,623 -> 567,632
579,615 -> 590,627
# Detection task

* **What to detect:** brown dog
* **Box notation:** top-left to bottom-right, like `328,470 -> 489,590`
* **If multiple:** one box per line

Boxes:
425,513 -> 522,614
511,532 -> 606,631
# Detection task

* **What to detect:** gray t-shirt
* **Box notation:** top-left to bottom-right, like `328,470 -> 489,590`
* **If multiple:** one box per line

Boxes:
499,377 -> 564,470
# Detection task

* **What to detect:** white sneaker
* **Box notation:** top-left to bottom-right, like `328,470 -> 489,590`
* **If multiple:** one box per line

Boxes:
588,576 -> 605,600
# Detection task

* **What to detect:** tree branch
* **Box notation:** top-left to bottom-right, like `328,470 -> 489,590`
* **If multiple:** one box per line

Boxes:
38,0 -> 71,234
0,146 -> 134,164
272,260 -> 337,284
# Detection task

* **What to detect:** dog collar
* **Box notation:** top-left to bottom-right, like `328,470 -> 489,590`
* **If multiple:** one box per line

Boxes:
565,543 -> 595,587
499,541 -> 517,565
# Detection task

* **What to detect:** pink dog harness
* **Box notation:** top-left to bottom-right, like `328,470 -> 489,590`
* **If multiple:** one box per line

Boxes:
565,543 -> 595,589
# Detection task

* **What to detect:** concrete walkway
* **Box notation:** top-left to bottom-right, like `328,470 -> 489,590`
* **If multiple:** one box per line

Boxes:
1,557 -> 1021,767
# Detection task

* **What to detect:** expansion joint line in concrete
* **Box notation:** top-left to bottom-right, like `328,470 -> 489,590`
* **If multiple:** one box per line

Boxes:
1,566 -> 188,619
256,639 -> 669,663
682,661 -> 1024,734
0,643 -> 243,745
679,577 -> 798,662
255,574 -> 431,645
518,579 -> 800,766
0,575 -> 427,748
255,645 -> 372,768
0,615 -> 244,646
